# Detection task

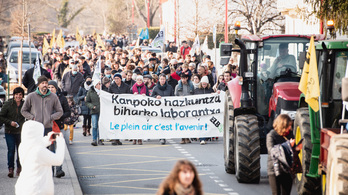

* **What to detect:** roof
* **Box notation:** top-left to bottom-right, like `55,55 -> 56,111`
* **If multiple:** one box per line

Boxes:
316,40 -> 348,50
241,34 -> 326,42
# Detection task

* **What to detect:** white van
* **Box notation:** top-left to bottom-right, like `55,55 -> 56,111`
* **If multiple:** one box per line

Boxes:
7,48 -> 42,82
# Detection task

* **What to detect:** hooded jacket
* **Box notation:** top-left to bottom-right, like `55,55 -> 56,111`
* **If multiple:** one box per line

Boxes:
15,120 -> 65,195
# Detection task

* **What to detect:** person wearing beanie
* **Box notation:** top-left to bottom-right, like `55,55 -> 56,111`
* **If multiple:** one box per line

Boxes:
47,80 -> 70,177
86,79 -> 103,146
108,73 -> 131,146
77,76 -> 93,136
22,58 -> 52,93
0,87 -> 25,178
61,64 -> 84,103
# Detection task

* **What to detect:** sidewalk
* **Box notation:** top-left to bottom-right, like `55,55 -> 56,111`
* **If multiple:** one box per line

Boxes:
0,126 -> 83,195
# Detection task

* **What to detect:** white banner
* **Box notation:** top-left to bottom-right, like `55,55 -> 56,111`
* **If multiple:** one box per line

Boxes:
99,91 -> 225,139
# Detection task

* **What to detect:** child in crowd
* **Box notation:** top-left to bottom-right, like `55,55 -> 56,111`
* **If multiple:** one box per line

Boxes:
64,96 -> 80,145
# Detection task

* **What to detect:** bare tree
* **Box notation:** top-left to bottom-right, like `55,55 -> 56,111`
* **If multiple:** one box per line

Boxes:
133,0 -> 160,27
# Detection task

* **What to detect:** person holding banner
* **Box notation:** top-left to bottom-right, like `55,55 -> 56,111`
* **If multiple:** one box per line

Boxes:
86,79 -> 103,146
23,58 -> 52,94
151,74 -> 174,145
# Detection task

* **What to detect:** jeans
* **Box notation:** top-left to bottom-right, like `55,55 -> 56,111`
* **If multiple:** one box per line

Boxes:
91,114 -> 100,141
5,133 -> 21,169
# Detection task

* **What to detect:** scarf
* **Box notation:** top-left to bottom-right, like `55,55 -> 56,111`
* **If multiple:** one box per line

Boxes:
94,88 -> 100,96
84,82 -> 92,91
157,82 -> 168,91
132,82 -> 147,95
174,183 -> 195,195
36,88 -> 51,98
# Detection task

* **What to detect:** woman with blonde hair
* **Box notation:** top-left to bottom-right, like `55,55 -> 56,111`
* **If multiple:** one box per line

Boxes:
157,160 -> 203,195
266,114 -> 302,195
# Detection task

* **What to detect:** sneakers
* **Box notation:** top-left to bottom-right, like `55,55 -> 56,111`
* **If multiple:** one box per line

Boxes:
160,139 -> 166,145
98,140 -> 104,145
8,168 -> 14,178
91,141 -> 97,146
56,170 -> 65,178
200,140 -> 206,145
69,140 -> 73,145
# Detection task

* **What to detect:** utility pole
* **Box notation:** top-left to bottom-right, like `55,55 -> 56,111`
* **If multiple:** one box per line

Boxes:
174,0 -> 177,44
225,0 -> 228,43
147,0 -> 150,28
132,0 -> 135,24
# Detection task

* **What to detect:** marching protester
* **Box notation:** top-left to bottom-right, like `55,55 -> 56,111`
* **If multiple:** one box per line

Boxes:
0,87 -> 25,178
86,79 -> 103,146
61,64 -> 84,103
157,160 -> 203,195
192,73 -> 201,89
144,74 -> 155,96
217,71 -> 232,91
63,96 -> 80,145
22,58 -> 52,93
77,76 -> 92,136
180,41 -> 191,60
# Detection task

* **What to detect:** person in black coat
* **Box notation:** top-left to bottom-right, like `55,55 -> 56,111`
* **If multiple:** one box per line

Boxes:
23,58 -> 52,93
151,74 -> 174,98
78,56 -> 91,79
194,76 -> 214,95
47,80 -> 70,178
77,77 -> 92,136
108,73 -> 131,94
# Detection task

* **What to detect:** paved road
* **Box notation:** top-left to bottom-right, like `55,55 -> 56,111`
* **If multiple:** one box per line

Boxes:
68,123 -> 298,195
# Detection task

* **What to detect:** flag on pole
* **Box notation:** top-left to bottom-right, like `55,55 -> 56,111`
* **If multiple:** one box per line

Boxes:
92,29 -> 97,39
33,54 -> 41,84
139,28 -> 149,40
96,34 -> 106,50
56,29 -> 65,49
83,37 -> 87,46
201,36 -> 208,54
50,29 -> 55,48
298,36 -> 320,112
135,37 -> 140,47
76,27 -> 83,45
150,26 -> 165,48
42,37 -> 50,55
190,34 -> 200,56
92,57 -> 101,81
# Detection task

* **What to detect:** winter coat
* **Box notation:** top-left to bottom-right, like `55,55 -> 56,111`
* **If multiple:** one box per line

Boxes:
54,89 -> 71,129
64,104 -> 79,125
0,98 -> 25,134
82,61 -> 91,78
151,83 -> 174,97
61,71 -> 84,96
266,130 -> 293,176
54,62 -> 68,81
168,76 -> 178,90
76,83 -> 91,115
217,81 -> 228,91
124,79 -> 136,88
175,80 -> 194,96
15,120 -> 65,195
270,140 -> 293,176
180,46 -> 191,59
108,81 -> 131,94
23,67 -> 52,93
85,87 -> 100,115
21,89 -> 63,129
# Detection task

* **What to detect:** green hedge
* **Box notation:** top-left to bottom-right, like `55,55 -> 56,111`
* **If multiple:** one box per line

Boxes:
137,27 -> 160,40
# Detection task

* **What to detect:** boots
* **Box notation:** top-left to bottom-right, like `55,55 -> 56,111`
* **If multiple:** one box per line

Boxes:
16,167 -> 21,176
8,168 -> 14,178
82,125 -> 86,136
87,126 -> 91,136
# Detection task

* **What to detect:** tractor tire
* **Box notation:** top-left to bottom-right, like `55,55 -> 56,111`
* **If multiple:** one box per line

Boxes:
234,114 -> 260,183
224,92 -> 235,174
293,107 -> 321,194
326,134 -> 348,195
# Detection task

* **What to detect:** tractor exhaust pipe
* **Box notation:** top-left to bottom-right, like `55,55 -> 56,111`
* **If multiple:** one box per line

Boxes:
235,38 -> 252,108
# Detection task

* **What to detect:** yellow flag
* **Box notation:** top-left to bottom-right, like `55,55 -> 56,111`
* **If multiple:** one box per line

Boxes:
56,29 -> 65,49
76,27 -> 83,45
83,37 -> 87,46
298,36 -> 320,112
96,34 -> 105,50
50,29 -> 55,48
43,37 -> 50,55
92,29 -> 97,39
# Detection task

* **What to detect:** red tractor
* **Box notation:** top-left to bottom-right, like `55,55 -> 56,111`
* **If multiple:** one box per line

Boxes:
221,34 -> 325,183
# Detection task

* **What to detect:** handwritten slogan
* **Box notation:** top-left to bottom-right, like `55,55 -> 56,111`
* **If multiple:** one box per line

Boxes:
99,91 -> 225,139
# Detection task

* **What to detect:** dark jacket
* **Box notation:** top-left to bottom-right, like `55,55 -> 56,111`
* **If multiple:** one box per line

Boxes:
62,71 -> 84,96
54,89 -> 71,129
151,83 -> 174,97
76,84 -> 90,115
266,130 -> 293,176
124,79 -> 135,88
23,67 -> 52,93
217,81 -> 228,91
194,86 -> 214,94
108,81 -> 131,94
0,98 -> 25,134
85,87 -> 100,114
54,62 -> 68,81
167,76 -> 178,90
82,61 -> 91,78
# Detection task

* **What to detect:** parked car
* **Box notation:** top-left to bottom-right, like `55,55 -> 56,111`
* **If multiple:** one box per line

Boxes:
5,41 -> 35,57
7,48 -> 41,83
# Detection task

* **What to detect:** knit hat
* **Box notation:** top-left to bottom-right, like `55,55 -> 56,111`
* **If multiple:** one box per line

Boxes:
48,80 -> 58,90
102,77 -> 111,85
37,75 -> 48,85
93,79 -> 101,88
136,75 -> 143,81
201,76 -> 209,84
113,73 -> 122,79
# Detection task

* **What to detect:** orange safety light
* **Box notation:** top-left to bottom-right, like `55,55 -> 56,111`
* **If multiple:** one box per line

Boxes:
327,20 -> 334,30
234,21 -> 241,30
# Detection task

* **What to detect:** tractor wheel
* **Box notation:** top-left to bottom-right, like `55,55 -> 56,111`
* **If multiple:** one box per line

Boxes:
234,114 -> 260,183
326,134 -> 348,195
293,107 -> 321,194
224,92 -> 235,174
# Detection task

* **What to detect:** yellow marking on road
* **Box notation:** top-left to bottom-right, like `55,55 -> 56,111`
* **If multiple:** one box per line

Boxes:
83,158 -> 179,168
90,176 -> 166,186
83,167 -> 170,173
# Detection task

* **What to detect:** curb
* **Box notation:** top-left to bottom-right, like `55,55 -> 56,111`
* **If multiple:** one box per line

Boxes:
64,143 -> 83,195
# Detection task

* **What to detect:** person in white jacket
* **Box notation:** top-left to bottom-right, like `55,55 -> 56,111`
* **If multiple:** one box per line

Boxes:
15,120 -> 65,195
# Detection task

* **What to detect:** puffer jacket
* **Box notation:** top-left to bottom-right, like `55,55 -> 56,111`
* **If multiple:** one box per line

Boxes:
270,140 -> 292,176
0,98 -> 25,134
